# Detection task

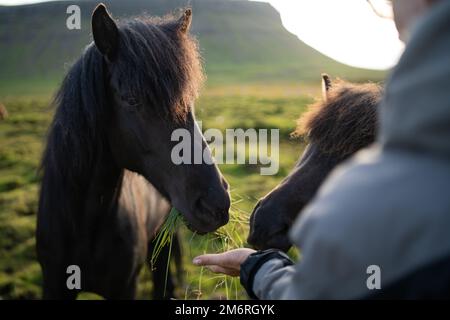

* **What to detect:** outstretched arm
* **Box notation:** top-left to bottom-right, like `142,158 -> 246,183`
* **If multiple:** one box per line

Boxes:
193,248 -> 256,276
193,248 -> 295,299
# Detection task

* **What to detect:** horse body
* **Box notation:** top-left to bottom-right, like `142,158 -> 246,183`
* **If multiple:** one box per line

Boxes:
38,152 -> 170,299
78,171 -> 171,299
37,5 -> 230,299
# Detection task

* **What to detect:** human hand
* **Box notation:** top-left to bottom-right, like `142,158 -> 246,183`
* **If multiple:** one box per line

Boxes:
192,248 -> 256,277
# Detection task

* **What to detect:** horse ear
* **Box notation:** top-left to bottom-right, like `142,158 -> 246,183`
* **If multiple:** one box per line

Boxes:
321,73 -> 332,102
178,8 -> 192,34
92,3 -> 119,60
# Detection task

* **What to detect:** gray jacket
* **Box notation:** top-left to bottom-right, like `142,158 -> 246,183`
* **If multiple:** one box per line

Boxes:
249,0 -> 450,299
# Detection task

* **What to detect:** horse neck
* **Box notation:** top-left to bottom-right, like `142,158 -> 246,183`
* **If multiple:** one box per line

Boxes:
59,142 -> 125,229
79,147 -> 124,222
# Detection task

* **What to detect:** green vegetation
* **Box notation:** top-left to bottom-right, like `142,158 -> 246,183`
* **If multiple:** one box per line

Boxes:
0,0 -> 387,300
0,0 -> 385,97
0,85 -> 313,299
151,208 -> 182,269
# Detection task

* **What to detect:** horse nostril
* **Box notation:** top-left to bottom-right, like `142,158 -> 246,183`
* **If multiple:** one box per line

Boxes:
247,233 -> 264,250
196,196 -> 229,223
196,197 -> 214,215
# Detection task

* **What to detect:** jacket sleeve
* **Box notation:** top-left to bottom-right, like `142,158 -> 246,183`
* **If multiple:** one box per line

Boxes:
240,249 -> 295,299
240,188 -> 370,300
240,227 -> 357,300
250,258 -> 297,299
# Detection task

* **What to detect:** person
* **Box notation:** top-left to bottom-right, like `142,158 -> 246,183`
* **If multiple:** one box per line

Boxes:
193,0 -> 450,299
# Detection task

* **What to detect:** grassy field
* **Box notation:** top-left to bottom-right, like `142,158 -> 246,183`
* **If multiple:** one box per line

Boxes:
0,0 -> 388,301
0,82 -> 317,300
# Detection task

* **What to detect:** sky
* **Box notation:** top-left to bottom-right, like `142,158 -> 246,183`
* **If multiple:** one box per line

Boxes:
0,0 -> 405,70
258,0 -> 404,69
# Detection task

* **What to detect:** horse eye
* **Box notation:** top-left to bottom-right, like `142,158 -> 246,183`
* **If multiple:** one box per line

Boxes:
122,95 -> 139,107
128,98 -> 138,106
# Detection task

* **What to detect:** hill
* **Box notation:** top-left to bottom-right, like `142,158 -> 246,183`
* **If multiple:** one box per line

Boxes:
0,0 -> 385,96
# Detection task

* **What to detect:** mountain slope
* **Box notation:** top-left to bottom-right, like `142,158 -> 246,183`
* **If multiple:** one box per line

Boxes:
0,0 -> 384,95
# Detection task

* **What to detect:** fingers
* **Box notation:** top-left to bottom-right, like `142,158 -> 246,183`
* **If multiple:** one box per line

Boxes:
193,253 -> 230,267
193,252 -> 240,276
193,248 -> 255,268
207,265 -> 239,277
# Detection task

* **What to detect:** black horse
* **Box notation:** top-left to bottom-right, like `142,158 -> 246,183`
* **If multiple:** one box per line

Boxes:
248,75 -> 382,251
37,4 -> 230,299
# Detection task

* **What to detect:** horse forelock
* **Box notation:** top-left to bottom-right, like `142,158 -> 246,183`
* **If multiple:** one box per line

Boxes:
114,14 -> 204,121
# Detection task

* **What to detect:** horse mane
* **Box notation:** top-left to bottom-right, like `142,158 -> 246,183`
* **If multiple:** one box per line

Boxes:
40,12 -> 204,191
294,80 -> 382,158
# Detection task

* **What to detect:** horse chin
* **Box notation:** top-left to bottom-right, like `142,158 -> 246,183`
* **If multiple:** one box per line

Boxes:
180,208 -> 228,235
266,235 -> 292,252
184,221 -> 208,235
249,231 -> 292,252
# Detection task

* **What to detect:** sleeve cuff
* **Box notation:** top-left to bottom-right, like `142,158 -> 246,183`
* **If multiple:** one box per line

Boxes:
240,249 -> 294,299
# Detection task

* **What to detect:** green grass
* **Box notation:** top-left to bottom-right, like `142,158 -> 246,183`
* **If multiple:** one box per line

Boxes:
0,0 -> 386,300
0,84 -> 312,299
151,208 -> 184,270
